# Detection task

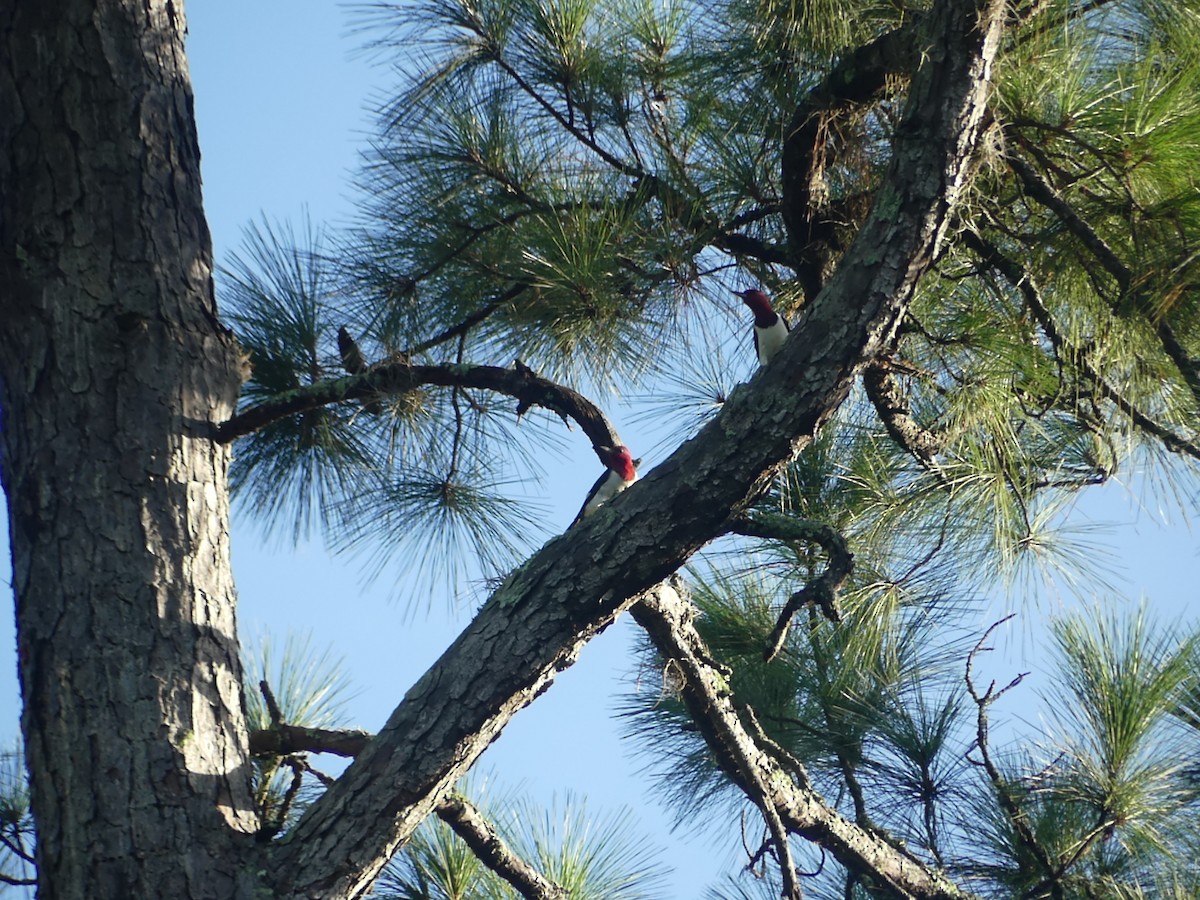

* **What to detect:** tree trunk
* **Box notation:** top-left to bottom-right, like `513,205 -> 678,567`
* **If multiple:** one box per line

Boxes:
0,2 -> 258,896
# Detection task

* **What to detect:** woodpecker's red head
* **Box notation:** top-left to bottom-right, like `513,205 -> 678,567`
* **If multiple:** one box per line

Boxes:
600,444 -> 637,481
736,289 -> 777,326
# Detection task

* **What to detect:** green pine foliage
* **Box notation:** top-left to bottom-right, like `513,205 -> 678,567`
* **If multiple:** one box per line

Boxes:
221,0 -> 1200,894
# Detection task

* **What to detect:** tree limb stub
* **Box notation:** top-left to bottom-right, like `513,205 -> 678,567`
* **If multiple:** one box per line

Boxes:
249,725 -> 372,759
267,1 -> 1007,895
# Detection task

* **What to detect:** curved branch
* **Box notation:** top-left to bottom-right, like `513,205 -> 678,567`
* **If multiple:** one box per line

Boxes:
215,359 -> 623,454
781,19 -> 920,298
863,360 -> 945,467
730,513 -> 854,660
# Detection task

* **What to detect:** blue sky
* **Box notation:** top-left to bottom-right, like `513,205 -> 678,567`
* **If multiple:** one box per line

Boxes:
2,2 -> 1199,897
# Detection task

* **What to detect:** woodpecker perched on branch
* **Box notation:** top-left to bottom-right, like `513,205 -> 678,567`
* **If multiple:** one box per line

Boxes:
736,289 -> 789,366
571,445 -> 638,526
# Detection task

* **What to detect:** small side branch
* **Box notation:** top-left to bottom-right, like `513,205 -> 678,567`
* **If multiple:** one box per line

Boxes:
436,795 -> 567,900
730,513 -> 854,660
216,359 -> 623,455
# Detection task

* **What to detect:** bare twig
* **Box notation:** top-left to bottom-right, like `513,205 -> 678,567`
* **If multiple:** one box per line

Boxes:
274,759 -> 306,834
964,617 -> 1060,898
0,830 -> 34,864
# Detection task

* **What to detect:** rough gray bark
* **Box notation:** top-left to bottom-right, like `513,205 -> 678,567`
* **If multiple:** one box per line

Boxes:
0,1 -> 258,897
269,0 -> 1006,895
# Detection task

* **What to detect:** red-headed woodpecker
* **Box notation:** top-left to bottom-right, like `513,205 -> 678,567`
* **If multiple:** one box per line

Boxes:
736,288 -> 789,366
571,444 -> 638,526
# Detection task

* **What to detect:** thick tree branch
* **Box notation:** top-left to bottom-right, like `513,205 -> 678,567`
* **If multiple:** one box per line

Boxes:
216,359 -> 623,455
631,585 -> 973,900
267,2 -> 1007,894
730,513 -> 854,659
436,795 -> 567,900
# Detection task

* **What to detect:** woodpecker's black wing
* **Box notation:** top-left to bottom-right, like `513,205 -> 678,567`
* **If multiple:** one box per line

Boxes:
570,468 -> 614,527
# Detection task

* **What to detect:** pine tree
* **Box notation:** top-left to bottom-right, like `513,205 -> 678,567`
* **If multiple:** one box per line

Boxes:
3,0 -> 1200,897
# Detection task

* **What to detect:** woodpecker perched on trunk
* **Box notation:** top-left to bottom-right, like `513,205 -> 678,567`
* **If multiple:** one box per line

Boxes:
736,289 -> 789,365
571,445 -> 638,526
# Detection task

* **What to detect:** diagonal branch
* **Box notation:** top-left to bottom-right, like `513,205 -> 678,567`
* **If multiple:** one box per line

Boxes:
964,231 -> 1200,462
436,795 -> 567,900
631,584 -> 973,900
1005,152 -> 1131,293
266,2 -> 1008,894
251,722 -> 567,897
1007,151 -> 1200,408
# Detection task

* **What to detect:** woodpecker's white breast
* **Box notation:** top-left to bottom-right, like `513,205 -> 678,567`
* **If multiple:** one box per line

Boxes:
754,317 -> 790,365
574,468 -> 639,525
584,469 -> 637,515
